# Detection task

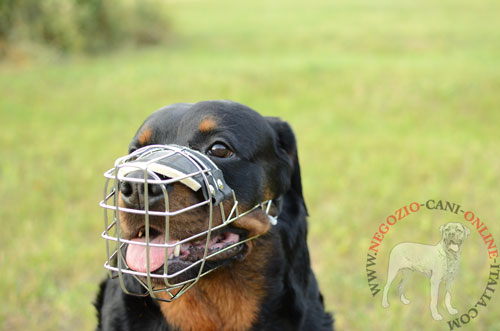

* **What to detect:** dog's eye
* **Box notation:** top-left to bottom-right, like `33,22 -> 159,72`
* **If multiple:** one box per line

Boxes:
207,143 -> 234,158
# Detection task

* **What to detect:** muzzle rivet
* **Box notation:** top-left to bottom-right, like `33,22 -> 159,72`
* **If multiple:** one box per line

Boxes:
217,179 -> 224,190
209,185 -> 215,195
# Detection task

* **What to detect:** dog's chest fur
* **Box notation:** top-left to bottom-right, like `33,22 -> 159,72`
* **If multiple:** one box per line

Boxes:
438,245 -> 460,280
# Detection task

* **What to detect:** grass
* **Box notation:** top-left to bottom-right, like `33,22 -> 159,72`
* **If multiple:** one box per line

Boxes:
1,0 -> 500,329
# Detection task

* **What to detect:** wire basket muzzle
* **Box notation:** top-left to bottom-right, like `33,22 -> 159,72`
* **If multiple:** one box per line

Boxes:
99,144 -> 272,301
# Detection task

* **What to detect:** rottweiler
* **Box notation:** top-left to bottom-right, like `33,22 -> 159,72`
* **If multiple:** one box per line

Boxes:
95,100 -> 334,330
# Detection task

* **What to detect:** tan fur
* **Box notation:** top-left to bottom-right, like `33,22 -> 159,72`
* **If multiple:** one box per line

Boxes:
118,178 -> 273,330
199,117 -> 217,132
138,127 -> 152,145
233,210 -> 271,238
263,185 -> 273,201
158,234 -> 271,331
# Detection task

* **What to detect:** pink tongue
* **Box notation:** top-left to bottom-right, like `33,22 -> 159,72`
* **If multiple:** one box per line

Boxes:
126,235 -> 175,273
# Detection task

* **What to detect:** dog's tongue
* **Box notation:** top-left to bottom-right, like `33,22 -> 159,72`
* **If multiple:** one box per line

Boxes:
126,235 -> 174,273
449,243 -> 459,252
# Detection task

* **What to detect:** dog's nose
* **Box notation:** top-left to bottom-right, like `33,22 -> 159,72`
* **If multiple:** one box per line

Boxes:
119,170 -> 171,209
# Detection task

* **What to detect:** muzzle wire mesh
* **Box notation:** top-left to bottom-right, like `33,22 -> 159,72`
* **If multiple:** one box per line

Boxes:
100,144 -> 276,302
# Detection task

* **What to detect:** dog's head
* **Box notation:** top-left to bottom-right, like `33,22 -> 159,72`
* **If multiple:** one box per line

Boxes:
101,100 -> 304,299
439,222 -> 470,253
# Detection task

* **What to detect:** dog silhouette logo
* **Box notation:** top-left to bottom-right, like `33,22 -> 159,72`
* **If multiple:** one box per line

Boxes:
381,222 -> 470,320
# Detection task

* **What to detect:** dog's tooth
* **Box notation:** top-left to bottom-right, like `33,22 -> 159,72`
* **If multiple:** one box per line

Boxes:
138,229 -> 144,238
174,244 -> 181,257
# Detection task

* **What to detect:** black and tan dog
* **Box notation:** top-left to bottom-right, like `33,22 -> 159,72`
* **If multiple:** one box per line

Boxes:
95,100 -> 333,330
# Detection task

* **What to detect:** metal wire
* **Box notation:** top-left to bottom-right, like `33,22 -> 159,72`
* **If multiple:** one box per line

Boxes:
100,144 -> 277,301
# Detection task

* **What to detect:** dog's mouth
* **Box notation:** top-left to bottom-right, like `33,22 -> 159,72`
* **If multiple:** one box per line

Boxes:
124,225 -> 248,282
445,238 -> 462,252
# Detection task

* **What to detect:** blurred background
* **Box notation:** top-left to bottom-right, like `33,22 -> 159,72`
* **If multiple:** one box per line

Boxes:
1,0 -> 499,330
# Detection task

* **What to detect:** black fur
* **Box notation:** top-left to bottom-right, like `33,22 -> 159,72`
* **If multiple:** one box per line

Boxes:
95,100 -> 334,330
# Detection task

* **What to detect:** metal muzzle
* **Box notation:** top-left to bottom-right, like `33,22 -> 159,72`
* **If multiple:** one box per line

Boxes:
100,144 -> 277,301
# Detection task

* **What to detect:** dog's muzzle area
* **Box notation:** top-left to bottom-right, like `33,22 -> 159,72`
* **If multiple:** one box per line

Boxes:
443,227 -> 464,252
100,145 -> 278,302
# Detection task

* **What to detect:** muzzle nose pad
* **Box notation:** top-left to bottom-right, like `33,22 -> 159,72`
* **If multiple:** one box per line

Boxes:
119,170 -> 171,208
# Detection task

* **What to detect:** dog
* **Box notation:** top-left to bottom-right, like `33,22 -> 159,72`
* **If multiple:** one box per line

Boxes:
94,100 -> 334,330
381,222 -> 470,320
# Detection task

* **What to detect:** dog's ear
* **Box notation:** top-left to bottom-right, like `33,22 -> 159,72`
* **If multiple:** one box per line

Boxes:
266,117 -> 307,214
462,224 -> 471,238
440,225 -> 445,236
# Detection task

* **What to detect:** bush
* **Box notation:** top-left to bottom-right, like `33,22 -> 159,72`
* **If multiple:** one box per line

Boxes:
0,0 -> 170,58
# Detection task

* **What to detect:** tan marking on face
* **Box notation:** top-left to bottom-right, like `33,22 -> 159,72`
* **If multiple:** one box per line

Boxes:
199,117 -> 217,132
263,185 -> 273,201
233,210 -> 271,238
138,127 -> 152,145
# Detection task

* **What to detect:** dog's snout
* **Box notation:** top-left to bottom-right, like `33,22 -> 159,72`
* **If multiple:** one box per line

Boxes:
119,170 -> 171,208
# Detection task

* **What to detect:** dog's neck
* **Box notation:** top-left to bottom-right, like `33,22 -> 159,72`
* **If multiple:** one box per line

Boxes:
157,240 -> 270,331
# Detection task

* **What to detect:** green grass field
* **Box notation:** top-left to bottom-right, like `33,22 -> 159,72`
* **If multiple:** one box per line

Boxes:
1,0 -> 500,330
